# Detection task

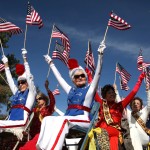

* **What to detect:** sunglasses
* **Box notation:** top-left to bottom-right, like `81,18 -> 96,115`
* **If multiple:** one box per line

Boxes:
36,97 -> 43,101
18,80 -> 27,86
74,74 -> 86,79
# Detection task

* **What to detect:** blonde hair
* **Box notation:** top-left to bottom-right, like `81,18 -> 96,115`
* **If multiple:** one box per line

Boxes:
36,92 -> 49,105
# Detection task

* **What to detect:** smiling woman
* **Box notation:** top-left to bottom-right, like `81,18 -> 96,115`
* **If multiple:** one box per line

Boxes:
95,73 -> 145,150
19,80 -> 56,150
72,70 -> 87,88
74,73 -> 86,79
36,42 -> 106,150
17,80 -> 27,86
0,48 -> 36,140
36,92 -> 49,108
129,97 -> 143,112
126,90 -> 150,150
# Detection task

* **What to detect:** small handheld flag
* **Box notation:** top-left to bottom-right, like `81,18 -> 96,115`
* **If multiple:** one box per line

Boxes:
108,12 -> 131,30
0,17 -> 22,34
52,42 -> 69,66
84,41 -> 95,73
26,1 -> 43,29
52,88 -> 60,95
52,25 -> 70,51
116,62 -> 131,91
137,49 -> 150,72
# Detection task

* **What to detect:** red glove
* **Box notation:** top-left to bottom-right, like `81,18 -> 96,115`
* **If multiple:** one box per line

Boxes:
138,72 -> 146,82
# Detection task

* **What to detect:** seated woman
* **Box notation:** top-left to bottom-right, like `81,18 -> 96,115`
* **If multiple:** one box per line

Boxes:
36,42 -> 105,150
95,72 -> 145,150
127,88 -> 150,150
114,84 -> 150,150
0,49 -> 36,140
19,80 -> 56,150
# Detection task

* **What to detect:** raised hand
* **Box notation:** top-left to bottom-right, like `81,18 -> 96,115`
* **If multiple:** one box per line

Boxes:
97,40 -> 106,54
2,55 -> 8,64
138,72 -> 146,82
45,79 -> 49,90
43,54 -> 52,64
21,48 -> 27,58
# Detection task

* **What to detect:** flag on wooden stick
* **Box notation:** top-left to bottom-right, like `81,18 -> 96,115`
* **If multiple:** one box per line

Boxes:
52,42 -> 69,65
137,49 -> 150,71
52,25 -> 70,51
52,88 -> 60,95
108,11 -> 131,30
145,67 -> 150,89
0,17 -> 22,34
0,64 -> 5,71
137,49 -> 143,71
84,41 -> 95,73
116,62 -> 131,91
26,1 -> 43,29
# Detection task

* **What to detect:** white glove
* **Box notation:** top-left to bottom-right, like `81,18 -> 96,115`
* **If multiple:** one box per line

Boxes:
43,54 -> 52,64
97,41 -> 106,54
2,55 -> 8,64
29,74 -> 34,81
22,48 -> 27,58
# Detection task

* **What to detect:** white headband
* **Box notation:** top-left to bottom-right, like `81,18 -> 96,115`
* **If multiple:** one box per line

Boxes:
69,66 -> 87,79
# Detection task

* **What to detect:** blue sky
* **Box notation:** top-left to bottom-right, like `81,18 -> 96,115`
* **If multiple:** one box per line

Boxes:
0,0 -> 150,114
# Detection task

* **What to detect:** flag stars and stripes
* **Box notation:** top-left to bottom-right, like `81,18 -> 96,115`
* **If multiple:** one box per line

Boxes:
52,25 -> 70,51
26,1 -> 43,29
137,49 -> 150,71
137,49 -> 143,64
0,17 -> 22,35
52,42 -> 69,66
108,12 -> 131,30
52,88 -> 60,96
145,67 -> 150,88
84,41 -> 95,73
0,64 -> 5,72
116,63 -> 131,91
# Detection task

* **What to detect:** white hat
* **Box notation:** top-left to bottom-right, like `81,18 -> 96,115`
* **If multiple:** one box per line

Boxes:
17,72 -> 27,81
68,58 -> 87,79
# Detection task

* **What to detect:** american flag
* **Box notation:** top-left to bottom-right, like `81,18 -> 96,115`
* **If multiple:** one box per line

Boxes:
120,80 -> 129,91
0,18 -> 22,34
52,88 -> 60,96
85,67 -> 93,83
145,67 -> 150,88
137,49 -> 143,71
142,62 -> 150,69
52,42 -> 69,65
137,50 -> 150,71
116,63 -> 131,91
108,12 -> 131,30
26,2 -> 43,29
52,25 -> 70,51
84,41 -> 95,73
0,64 -> 5,71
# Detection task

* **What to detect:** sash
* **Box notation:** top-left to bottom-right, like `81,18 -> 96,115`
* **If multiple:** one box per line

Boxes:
12,104 -> 31,113
132,111 -> 150,135
67,104 -> 91,112
103,101 -> 121,130
103,101 -> 123,144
